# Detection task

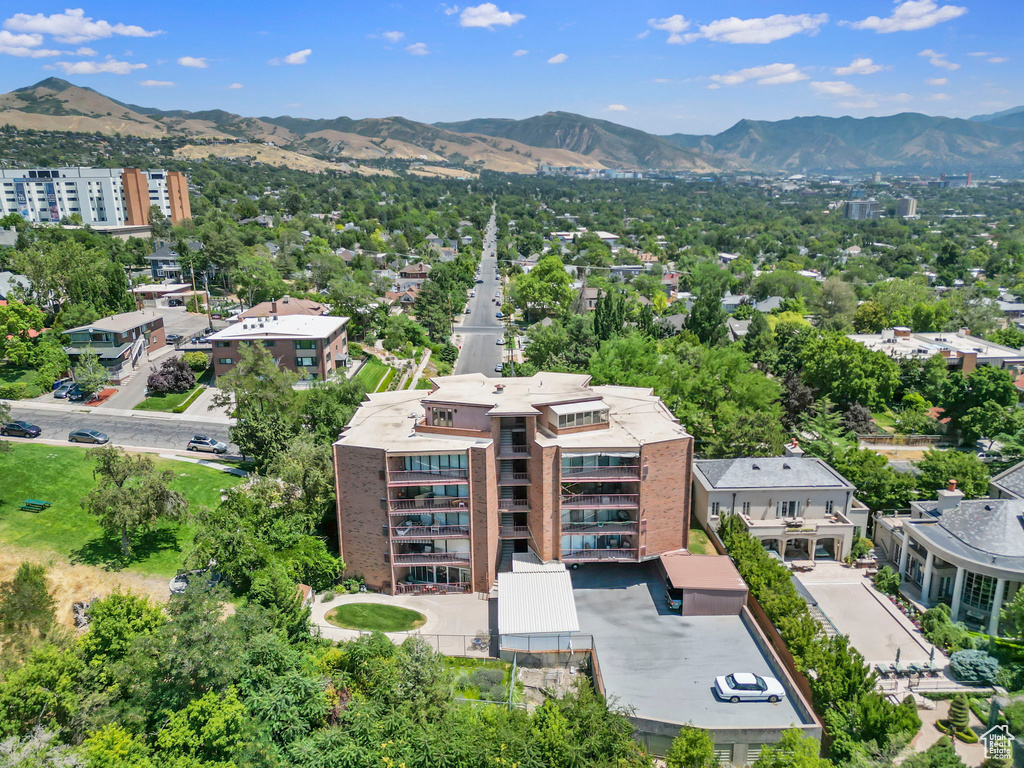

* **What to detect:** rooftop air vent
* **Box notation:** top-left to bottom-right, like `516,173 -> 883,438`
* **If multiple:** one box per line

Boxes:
782,463 -> 791,469
751,464 -> 760,470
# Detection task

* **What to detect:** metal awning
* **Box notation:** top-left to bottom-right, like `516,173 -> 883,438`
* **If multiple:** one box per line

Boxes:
548,400 -> 606,416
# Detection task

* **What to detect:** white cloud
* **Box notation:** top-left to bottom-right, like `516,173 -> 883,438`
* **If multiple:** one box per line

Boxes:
139,79 -> 173,86
635,30 -> 649,39
810,80 -> 859,95
837,99 -> 881,109
606,104 -> 628,111
891,92 -> 914,103
648,15 -> 696,44
442,4 -> 460,15
709,63 -> 808,87
269,48 -> 312,65
988,57 -> 1009,63
547,52 -> 568,64
926,93 -> 951,100
177,55 -> 207,68
50,58 -> 146,74
652,78 -> 671,84
967,51 -> 991,57
382,30 -> 404,43
406,42 -> 429,55
512,48 -> 528,56
229,83 -> 243,89
649,12 -> 827,45
4,8 -> 163,44
919,49 -> 959,70
926,77 -> 947,85
0,30 -> 60,57
459,3 -> 524,28
842,0 -> 967,33
833,57 -> 886,75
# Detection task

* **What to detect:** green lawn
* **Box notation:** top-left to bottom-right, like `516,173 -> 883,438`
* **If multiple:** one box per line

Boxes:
0,442 -> 244,577
353,357 -> 392,393
134,384 -> 205,412
688,523 -> 713,555
324,603 -> 426,632
0,366 -> 35,385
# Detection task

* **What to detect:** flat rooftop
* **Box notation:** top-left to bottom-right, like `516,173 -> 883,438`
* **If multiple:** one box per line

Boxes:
207,314 -> 347,341
571,563 -> 809,730
846,330 -> 1024,363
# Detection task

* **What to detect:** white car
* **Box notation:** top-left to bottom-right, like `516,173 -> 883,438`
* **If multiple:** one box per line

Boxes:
714,673 -> 786,703
187,435 -> 228,454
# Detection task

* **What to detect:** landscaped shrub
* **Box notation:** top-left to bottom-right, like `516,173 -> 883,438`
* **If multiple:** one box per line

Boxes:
0,382 -> 40,399
147,356 -> 196,394
873,565 -> 901,595
921,604 -> 973,652
1004,700 -> 1024,736
950,650 -> 1001,684
948,694 -> 970,731
320,591 -> 336,603
849,537 -> 873,561
182,351 -> 210,372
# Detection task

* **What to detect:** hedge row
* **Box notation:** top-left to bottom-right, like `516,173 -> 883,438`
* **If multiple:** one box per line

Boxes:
0,382 -> 42,400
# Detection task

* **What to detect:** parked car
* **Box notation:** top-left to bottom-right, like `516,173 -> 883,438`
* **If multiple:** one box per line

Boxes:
168,299 -> 183,307
495,311 -> 503,319
68,429 -> 109,444
475,278 -> 483,284
68,386 -> 89,403
978,451 -> 1004,464
470,290 -> 476,297
465,308 -> 472,314
166,333 -> 183,344
496,337 -> 505,345
1,421 -> 41,438
187,435 -> 228,454
494,364 -> 503,373
54,382 -> 74,399
714,673 -> 785,703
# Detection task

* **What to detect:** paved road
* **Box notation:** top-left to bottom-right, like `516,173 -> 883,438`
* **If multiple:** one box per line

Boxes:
454,209 -> 505,377
4,402 -> 235,453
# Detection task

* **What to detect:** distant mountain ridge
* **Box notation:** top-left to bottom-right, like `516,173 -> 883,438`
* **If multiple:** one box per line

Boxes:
2,78 -> 1024,173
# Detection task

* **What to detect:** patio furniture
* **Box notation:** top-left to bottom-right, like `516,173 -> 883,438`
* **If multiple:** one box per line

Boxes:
790,560 -> 816,572
894,661 -> 910,676
875,663 -> 892,679
19,499 -> 50,512
907,662 -> 924,676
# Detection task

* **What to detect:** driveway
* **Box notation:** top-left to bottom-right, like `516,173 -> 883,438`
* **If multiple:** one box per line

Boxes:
794,563 -> 937,665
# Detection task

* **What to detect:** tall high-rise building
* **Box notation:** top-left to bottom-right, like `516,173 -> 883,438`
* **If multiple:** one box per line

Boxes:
333,372 -> 693,594
897,196 -> 918,217
843,199 -> 883,220
0,167 -> 191,227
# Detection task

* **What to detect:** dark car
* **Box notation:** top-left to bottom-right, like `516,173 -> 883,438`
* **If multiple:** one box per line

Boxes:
68,386 -> 89,403
495,311 -> 503,319
166,333 -> 183,344
68,429 -> 109,444
54,382 -> 74,399
1,421 -> 41,438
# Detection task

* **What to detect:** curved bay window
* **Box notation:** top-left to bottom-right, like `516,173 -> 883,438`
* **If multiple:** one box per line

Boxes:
962,571 -> 996,612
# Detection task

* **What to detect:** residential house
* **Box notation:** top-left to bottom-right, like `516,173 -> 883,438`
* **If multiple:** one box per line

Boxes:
0,228 -> 17,249
692,445 -> 868,561
0,271 -> 27,301
63,309 -> 166,384
235,295 -> 330,321
146,240 -> 205,282
847,327 -> 1024,374
207,314 -> 350,381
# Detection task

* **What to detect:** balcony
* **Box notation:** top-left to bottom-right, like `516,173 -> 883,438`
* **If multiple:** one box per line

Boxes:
498,498 -> 529,511
388,497 -> 468,514
560,520 -> 638,535
560,465 -> 640,482
498,471 -> 530,485
388,469 -> 468,486
498,444 -> 530,458
740,513 -> 854,537
392,524 -> 470,539
562,548 -> 638,562
499,525 -> 531,539
392,552 -> 472,566
395,581 -> 471,595
561,493 -> 639,509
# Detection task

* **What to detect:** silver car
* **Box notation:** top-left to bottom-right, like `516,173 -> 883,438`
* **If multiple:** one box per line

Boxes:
187,435 -> 228,454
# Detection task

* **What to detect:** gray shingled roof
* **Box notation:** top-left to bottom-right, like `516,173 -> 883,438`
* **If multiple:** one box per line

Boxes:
910,499 -> 1024,567
991,460 -> 1024,500
695,457 -> 853,489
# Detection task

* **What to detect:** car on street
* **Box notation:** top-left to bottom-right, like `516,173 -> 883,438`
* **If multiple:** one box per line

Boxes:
496,337 -> 505,345
470,290 -> 476,297
68,429 -> 109,444
1,421 -> 41,438
187,435 -> 228,454
68,386 -> 89,403
465,308 -> 471,314
714,673 -> 785,703
494,364 -> 503,373
54,382 -> 75,398
495,311 -> 503,319
978,451 -> 1004,464
475,278 -> 483,284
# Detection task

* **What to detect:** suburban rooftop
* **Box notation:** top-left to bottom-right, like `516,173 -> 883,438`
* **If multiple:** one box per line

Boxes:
694,456 -> 854,490
64,309 -> 163,334
207,314 -> 347,341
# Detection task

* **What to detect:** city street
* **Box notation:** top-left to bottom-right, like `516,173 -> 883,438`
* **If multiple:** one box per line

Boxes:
4,402 -> 235,453
454,210 -> 505,377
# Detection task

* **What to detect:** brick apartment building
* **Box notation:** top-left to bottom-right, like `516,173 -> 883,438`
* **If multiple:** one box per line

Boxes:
333,372 -> 693,595
63,309 -> 166,384
207,314 -> 349,380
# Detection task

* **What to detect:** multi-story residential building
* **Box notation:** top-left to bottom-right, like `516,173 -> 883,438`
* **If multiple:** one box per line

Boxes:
0,168 -> 190,227
333,372 -> 693,595
63,309 -> 166,383
896,196 -> 918,217
691,446 -> 868,561
207,314 -> 349,380
843,199 -> 883,220
847,326 -> 1024,374
146,240 -> 204,281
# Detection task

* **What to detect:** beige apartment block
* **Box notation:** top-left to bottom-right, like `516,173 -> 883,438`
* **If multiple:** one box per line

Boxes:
333,372 -> 693,595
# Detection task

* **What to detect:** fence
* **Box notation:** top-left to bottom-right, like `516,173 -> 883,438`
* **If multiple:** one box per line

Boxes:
858,434 -> 949,447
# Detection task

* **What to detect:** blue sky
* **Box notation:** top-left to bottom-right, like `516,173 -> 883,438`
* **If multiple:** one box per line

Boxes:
0,1 -> 1020,135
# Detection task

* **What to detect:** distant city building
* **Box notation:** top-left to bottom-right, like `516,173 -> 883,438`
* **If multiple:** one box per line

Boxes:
847,326 -> 1024,373
896,196 -> 918,218
843,199 -> 883,220
871,171 -> 882,184
0,167 -> 191,227
938,173 -> 973,188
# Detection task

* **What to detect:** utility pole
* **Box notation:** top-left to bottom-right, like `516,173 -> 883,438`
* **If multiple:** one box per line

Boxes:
202,271 -> 214,331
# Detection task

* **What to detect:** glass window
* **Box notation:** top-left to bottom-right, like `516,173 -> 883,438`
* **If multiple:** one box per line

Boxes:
963,571 -> 996,611
294,339 -> 316,350
777,501 -> 800,518
825,500 -> 834,515
430,407 -> 454,427
741,501 -> 751,515
711,501 -> 721,516
264,340 -> 276,347
218,358 -> 234,365
403,454 -> 467,472
215,340 -> 230,348
296,356 -> 316,367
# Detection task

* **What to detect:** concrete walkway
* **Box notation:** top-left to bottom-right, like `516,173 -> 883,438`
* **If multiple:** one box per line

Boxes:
181,385 -> 231,419
96,343 -> 177,410
310,590 -> 492,648
409,348 -> 432,389
904,700 -> 987,766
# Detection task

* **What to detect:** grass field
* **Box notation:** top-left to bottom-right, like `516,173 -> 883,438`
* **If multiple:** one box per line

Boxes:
324,603 -> 426,632
134,385 -> 205,412
688,523 -> 714,555
353,357 -> 392,393
0,442 -> 244,577
0,366 -> 35,385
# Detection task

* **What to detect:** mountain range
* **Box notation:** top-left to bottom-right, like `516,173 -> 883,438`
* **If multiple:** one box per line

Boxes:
2,78 -> 1024,174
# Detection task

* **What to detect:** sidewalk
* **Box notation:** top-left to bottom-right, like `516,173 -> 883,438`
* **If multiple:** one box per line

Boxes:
6,398 -> 232,424
181,385 -> 231,419
96,343 -> 178,410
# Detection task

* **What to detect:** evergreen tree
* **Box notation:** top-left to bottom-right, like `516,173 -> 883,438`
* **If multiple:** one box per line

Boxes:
688,288 -> 727,347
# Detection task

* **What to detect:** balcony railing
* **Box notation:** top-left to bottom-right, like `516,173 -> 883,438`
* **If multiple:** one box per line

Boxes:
498,471 -> 530,483
498,444 -> 530,456
392,524 -> 470,539
392,552 -> 472,566
561,494 -> 639,509
560,465 -> 640,481
499,525 -> 531,538
389,498 -> 468,514
395,581 -> 471,595
498,499 -> 529,510
388,469 -> 468,485
562,548 -> 638,562
560,520 -> 638,534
